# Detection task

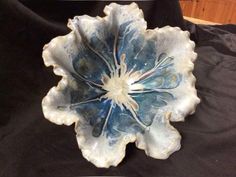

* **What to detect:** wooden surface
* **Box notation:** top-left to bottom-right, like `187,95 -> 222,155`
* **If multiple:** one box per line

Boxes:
180,0 -> 236,24
184,16 -> 221,25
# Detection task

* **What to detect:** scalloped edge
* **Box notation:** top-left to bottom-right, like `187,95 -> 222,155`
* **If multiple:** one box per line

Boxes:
41,2 -> 200,168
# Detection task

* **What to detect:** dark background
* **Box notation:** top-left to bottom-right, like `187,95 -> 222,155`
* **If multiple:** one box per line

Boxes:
0,0 -> 236,177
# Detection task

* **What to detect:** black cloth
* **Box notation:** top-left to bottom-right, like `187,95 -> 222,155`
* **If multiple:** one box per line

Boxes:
0,1 -> 236,177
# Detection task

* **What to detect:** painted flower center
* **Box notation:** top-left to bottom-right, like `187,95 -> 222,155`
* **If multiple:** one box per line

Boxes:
102,73 -> 129,104
101,54 -> 143,111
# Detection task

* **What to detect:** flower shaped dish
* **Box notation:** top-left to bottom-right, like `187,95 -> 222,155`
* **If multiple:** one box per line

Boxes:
42,3 -> 200,168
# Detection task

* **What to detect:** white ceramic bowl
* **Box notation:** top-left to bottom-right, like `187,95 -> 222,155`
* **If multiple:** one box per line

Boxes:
42,3 -> 200,168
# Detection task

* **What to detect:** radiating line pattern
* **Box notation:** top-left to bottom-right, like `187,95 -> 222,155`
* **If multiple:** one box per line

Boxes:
64,8 -> 182,139
42,3 -> 199,168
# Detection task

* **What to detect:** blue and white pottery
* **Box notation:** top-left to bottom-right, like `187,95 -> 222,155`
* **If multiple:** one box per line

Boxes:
42,3 -> 200,168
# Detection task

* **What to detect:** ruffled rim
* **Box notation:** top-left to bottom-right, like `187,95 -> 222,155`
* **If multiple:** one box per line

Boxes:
41,2 -> 200,168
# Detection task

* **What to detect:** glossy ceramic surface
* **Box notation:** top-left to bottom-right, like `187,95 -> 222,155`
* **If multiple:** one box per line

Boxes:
42,3 -> 200,168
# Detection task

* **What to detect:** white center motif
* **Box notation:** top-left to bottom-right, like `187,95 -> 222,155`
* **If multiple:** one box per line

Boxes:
101,54 -> 148,129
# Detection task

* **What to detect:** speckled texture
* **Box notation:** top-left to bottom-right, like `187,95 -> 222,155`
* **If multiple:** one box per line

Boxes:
42,3 -> 200,168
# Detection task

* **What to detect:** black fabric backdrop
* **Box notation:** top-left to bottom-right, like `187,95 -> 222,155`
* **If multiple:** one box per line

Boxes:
0,0 -> 236,177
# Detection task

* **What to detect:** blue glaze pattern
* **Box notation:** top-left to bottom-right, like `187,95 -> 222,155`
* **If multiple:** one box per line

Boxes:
67,13 -> 182,141
42,3 -> 200,168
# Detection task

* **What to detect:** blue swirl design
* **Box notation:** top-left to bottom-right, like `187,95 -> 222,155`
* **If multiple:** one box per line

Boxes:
60,13 -> 182,143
